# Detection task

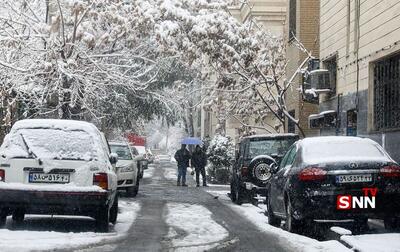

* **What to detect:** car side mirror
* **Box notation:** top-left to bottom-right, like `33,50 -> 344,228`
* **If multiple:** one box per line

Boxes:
109,153 -> 118,165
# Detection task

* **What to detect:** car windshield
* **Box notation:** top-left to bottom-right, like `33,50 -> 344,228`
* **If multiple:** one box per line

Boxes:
110,145 -> 132,160
3,128 -> 95,160
247,139 -> 295,159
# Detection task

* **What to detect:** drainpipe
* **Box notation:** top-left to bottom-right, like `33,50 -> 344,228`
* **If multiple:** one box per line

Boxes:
355,0 -> 361,113
336,94 -> 341,136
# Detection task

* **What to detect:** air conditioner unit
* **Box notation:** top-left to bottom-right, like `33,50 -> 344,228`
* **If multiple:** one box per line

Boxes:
310,69 -> 330,90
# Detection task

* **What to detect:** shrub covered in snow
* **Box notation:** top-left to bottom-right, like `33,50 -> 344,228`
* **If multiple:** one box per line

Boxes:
206,134 -> 234,183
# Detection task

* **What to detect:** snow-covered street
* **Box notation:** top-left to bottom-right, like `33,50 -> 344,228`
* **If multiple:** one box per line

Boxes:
0,157 -> 399,252
0,200 -> 140,252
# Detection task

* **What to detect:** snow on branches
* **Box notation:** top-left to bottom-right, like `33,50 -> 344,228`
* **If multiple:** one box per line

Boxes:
133,0 -> 312,136
0,0 -> 171,126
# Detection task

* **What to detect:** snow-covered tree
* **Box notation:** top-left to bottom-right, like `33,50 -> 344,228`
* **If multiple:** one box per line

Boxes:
0,0 -> 175,131
206,134 -> 234,183
133,0 -> 315,137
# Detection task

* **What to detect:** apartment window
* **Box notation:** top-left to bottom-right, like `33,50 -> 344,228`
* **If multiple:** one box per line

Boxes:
373,53 -> 400,131
288,110 -> 296,133
288,0 -> 296,41
323,56 -> 337,94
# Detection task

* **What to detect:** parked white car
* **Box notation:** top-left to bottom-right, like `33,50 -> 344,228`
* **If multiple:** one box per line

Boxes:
0,119 -> 118,232
110,142 -> 139,197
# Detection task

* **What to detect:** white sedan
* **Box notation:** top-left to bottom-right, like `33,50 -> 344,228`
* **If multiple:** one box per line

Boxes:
110,142 -> 139,197
0,119 -> 118,232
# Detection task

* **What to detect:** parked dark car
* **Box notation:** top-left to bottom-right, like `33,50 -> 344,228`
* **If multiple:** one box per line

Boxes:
230,134 -> 299,205
267,136 -> 400,234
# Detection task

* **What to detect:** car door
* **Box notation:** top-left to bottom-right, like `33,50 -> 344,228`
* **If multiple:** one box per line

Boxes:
272,145 -> 297,214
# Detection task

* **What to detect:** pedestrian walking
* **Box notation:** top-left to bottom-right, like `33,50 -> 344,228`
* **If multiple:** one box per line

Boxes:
192,145 -> 207,187
174,144 -> 191,186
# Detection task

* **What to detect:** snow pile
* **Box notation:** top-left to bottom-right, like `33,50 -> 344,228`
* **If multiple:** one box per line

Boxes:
330,226 -> 352,235
341,233 -> 400,252
143,165 -> 156,179
165,203 -> 229,251
0,200 -> 140,252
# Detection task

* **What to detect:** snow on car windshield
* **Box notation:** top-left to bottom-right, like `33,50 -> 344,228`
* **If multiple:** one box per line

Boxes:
2,128 -> 95,161
110,145 -> 132,160
248,139 -> 295,159
302,138 -> 388,164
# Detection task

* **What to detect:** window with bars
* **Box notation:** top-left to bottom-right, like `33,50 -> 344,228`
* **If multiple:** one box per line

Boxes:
374,53 -> 400,131
289,0 -> 296,41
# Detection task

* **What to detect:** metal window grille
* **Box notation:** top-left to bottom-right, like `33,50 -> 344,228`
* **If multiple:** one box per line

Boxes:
373,53 -> 400,131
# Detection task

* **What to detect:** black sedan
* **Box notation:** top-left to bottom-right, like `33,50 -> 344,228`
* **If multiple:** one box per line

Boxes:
267,136 -> 400,234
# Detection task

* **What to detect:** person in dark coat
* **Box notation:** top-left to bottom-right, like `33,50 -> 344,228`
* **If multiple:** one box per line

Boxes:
174,144 -> 191,186
192,145 -> 207,187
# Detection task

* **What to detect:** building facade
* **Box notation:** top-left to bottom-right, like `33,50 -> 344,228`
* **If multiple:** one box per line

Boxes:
284,0 -> 320,138
316,0 -> 400,161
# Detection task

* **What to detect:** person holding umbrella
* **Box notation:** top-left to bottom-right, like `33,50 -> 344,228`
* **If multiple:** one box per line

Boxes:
174,144 -> 191,186
192,145 -> 207,187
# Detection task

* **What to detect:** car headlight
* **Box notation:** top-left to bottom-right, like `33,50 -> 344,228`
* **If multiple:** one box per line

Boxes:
118,166 -> 134,173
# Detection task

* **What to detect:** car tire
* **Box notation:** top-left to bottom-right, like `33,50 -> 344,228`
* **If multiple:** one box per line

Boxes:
0,210 -> 7,228
267,197 -> 281,227
234,179 -> 245,205
12,209 -> 25,224
353,217 -> 369,233
384,217 -> 399,231
95,206 -> 110,232
285,197 -> 303,234
109,195 -> 118,225
230,178 -> 237,203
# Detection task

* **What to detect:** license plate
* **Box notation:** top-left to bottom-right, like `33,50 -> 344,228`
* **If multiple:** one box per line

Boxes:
336,174 -> 372,184
29,173 -> 70,183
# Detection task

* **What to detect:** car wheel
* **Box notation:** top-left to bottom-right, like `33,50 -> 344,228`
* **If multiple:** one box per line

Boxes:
267,197 -> 281,227
230,178 -> 237,203
353,217 -> 369,233
12,209 -> 25,224
95,206 -> 110,232
384,217 -> 400,231
109,195 -> 118,225
285,197 -> 303,233
0,210 -> 7,228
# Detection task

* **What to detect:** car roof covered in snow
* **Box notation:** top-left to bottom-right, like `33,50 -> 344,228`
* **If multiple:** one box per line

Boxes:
241,133 -> 299,141
297,136 -> 394,164
109,142 -> 129,146
11,119 -> 101,136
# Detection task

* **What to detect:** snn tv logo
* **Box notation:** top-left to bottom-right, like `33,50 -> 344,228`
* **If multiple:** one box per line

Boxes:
337,188 -> 378,210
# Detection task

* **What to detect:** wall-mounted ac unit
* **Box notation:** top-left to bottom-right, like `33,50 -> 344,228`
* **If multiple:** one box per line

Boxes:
310,69 -> 330,90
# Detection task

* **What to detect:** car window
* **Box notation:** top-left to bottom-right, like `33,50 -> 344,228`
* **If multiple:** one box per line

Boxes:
279,145 -> 296,169
110,145 -> 133,160
246,138 -> 296,159
285,146 -> 297,167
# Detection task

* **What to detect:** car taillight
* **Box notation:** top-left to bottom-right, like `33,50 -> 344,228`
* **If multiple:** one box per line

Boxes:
0,169 -> 5,182
298,167 -> 327,181
93,173 -> 108,190
241,166 -> 248,177
380,165 -> 400,178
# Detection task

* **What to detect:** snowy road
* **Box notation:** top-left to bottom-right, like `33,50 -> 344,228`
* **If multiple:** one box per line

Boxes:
6,163 -> 399,252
